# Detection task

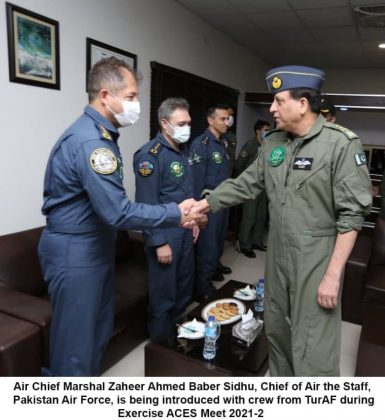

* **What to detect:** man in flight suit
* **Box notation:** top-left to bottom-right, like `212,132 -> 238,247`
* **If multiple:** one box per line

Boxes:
190,105 -> 231,299
38,58 -> 205,376
223,105 -> 238,177
235,119 -> 270,257
134,98 -> 198,344
195,66 -> 372,376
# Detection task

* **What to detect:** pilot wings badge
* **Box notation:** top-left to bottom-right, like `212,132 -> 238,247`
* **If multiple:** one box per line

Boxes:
293,157 -> 313,170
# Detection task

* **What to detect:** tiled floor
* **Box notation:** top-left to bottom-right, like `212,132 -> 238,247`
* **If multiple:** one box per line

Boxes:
102,240 -> 361,377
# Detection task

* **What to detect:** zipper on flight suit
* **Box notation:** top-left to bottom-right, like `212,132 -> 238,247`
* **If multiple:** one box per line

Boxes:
295,163 -> 327,191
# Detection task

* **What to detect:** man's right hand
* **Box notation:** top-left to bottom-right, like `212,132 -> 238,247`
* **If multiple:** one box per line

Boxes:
156,244 -> 172,264
178,199 -> 208,228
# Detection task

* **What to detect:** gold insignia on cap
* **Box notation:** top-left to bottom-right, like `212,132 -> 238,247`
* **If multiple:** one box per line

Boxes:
99,124 -> 112,140
90,148 -> 117,174
272,76 -> 282,90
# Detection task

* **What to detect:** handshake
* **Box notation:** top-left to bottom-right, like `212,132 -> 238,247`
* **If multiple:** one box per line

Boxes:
178,198 -> 210,228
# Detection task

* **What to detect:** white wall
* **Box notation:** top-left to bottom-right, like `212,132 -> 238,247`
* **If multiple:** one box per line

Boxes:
0,0 -> 268,235
337,111 -> 385,146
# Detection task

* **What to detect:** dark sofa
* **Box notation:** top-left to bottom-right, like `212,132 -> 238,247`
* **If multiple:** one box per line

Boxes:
355,218 -> 385,376
0,226 -> 148,376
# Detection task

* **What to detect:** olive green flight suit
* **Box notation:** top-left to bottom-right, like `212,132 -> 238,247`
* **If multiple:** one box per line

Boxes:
224,130 -> 237,177
206,115 -> 372,376
235,138 -> 268,250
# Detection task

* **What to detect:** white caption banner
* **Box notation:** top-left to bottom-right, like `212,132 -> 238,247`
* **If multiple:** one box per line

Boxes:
1,377 -> 384,419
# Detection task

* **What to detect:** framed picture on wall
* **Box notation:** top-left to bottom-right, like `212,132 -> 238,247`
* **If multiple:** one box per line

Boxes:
86,38 -> 137,91
6,2 -> 60,90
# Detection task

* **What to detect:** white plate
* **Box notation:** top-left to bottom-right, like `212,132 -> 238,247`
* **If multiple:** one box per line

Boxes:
233,289 -> 256,301
201,298 -> 246,325
177,321 -> 205,339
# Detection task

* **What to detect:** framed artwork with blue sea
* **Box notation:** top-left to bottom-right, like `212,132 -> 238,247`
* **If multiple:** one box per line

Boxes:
6,2 -> 60,89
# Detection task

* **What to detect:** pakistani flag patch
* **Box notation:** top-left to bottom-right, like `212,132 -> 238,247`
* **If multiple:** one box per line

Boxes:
354,153 -> 367,166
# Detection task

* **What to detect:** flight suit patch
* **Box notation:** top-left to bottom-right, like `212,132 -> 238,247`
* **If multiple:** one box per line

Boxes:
293,157 -> 313,170
170,161 -> 184,177
188,152 -> 203,165
138,161 -> 154,177
90,148 -> 117,174
354,153 -> 367,166
212,152 -> 223,164
268,146 -> 285,167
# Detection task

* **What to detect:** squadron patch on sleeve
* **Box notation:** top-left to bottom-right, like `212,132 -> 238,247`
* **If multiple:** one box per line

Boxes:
138,160 -> 154,177
354,152 -> 367,166
90,148 -> 117,174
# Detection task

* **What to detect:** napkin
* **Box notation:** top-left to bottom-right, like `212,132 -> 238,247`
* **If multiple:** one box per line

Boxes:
234,285 -> 255,298
241,309 -> 254,326
177,318 -> 205,339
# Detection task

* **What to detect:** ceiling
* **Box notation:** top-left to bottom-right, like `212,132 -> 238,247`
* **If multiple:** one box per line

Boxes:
174,0 -> 385,69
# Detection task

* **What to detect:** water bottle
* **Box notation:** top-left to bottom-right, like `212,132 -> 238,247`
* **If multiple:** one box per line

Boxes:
203,316 -> 219,360
254,278 -> 265,313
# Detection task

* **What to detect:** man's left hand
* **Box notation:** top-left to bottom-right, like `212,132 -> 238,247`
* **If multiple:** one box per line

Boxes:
317,273 -> 340,308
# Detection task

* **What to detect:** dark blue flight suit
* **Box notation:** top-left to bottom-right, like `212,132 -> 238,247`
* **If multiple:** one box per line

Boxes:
133,133 -> 195,343
38,106 -> 181,376
189,129 -> 230,297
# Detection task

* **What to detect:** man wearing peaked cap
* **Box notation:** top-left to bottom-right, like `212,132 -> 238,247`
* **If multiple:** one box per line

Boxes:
320,96 -> 337,123
265,65 -> 325,93
194,64 -> 372,376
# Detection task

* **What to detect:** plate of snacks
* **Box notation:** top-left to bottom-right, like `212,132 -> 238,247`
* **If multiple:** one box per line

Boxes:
201,298 -> 246,325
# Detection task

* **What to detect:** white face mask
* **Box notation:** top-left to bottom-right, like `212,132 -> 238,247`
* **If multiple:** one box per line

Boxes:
107,92 -> 141,127
228,115 -> 234,128
167,121 -> 191,144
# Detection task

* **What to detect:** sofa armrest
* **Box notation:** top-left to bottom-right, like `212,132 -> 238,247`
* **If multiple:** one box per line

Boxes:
0,286 -> 51,365
342,234 -> 372,324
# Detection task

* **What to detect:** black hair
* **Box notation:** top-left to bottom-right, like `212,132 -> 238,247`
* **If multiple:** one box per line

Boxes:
207,104 -> 229,118
289,88 -> 321,114
254,119 -> 270,132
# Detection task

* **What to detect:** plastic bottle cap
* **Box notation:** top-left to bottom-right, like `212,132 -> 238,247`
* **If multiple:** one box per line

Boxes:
208,315 -> 215,322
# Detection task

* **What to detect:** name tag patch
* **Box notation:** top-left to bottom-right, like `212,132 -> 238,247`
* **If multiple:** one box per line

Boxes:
293,158 -> 313,170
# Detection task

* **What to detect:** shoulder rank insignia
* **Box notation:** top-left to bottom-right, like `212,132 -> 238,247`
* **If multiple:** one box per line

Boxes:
150,142 -> 162,156
201,137 -> 209,145
90,148 -> 117,174
99,124 -> 112,141
332,124 -> 358,140
138,160 -> 154,176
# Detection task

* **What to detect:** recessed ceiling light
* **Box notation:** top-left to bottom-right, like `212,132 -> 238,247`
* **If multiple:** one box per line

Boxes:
379,43 -> 385,48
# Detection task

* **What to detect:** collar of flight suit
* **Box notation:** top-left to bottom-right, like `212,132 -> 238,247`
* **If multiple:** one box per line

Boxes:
289,114 -> 325,143
155,132 -> 184,154
84,105 -> 120,142
205,128 -> 225,144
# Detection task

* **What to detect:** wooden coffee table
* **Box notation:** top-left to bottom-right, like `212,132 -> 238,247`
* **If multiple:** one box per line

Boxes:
144,280 -> 268,376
